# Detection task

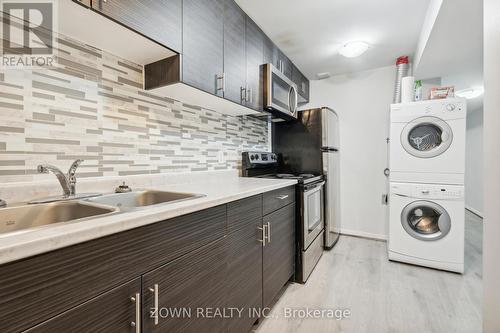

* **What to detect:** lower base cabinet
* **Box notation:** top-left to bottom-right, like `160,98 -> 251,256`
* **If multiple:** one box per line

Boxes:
3,187 -> 296,333
142,238 -> 227,333
263,203 -> 296,307
226,195 -> 264,333
24,278 -> 141,333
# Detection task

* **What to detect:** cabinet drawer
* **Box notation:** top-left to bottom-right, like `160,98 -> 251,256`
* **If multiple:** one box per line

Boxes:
263,186 -> 295,215
24,278 -> 141,333
0,205 -> 226,333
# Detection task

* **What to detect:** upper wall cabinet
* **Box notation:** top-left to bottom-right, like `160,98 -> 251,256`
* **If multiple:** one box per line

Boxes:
81,0 -> 307,116
223,0 -> 247,105
292,64 -> 310,103
263,37 -> 292,79
182,0 -> 224,97
245,16 -> 265,111
90,0 -> 182,52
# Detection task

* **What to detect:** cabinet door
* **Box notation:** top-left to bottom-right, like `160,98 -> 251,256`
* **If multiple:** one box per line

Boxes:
263,35 -> 275,65
278,50 -> 293,79
142,238 -> 227,333
226,195 -> 263,333
24,278 -> 141,333
223,0 -> 246,105
262,37 -> 292,79
263,203 -> 296,307
91,0 -> 182,52
183,0 -> 224,96
292,64 -> 310,102
245,16 -> 265,111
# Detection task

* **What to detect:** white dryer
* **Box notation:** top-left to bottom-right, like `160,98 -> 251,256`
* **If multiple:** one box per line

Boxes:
388,182 -> 464,273
390,98 -> 466,184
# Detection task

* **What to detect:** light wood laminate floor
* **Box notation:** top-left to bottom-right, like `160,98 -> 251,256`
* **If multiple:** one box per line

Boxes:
255,210 -> 482,333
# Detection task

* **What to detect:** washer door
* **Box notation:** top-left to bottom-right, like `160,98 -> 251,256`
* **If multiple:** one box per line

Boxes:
401,116 -> 453,158
401,201 -> 451,241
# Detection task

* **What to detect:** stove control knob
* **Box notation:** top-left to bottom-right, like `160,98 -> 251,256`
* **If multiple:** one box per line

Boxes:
250,155 -> 255,160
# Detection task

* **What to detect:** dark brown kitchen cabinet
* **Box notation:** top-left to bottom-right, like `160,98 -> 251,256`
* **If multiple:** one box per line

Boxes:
142,238 -> 227,333
24,278 -> 141,333
292,64 -> 310,103
0,205 -> 225,333
245,16 -> 265,111
276,49 -> 293,79
91,0 -> 182,52
223,0 -> 247,105
182,0 -> 224,96
0,188 -> 296,333
226,195 -> 263,333
263,37 -> 292,79
263,203 -> 296,307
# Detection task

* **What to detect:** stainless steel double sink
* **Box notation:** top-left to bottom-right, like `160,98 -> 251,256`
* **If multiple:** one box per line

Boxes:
0,190 -> 204,235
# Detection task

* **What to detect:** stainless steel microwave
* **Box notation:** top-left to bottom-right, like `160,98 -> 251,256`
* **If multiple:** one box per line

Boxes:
264,63 -> 298,120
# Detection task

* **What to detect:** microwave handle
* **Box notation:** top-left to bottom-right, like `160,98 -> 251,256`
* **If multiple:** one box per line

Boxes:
289,86 -> 298,115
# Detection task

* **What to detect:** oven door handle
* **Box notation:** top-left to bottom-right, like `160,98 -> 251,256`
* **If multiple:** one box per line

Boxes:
304,181 -> 325,192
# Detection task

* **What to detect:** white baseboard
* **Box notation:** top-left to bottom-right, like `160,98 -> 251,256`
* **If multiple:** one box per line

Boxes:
466,206 -> 483,218
340,228 -> 388,241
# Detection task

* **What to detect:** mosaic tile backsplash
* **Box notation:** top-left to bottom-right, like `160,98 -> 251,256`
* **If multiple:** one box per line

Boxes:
0,35 -> 269,183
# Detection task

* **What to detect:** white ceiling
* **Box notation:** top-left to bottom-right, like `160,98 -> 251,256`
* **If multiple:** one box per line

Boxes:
236,0 -> 431,78
414,0 -> 483,81
414,0 -> 483,112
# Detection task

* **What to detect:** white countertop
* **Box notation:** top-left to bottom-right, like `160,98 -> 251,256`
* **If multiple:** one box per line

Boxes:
0,175 -> 296,265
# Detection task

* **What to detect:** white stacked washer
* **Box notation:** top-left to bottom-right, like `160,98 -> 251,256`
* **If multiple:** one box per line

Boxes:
388,98 -> 467,273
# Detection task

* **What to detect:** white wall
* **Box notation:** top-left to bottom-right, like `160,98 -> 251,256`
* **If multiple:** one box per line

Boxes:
307,65 -> 395,239
465,109 -> 483,216
483,0 -> 500,331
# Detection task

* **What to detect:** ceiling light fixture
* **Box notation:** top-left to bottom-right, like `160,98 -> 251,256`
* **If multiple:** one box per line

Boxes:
338,41 -> 369,58
455,87 -> 484,99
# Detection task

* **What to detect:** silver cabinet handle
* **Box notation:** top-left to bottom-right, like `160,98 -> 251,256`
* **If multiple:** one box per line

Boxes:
257,224 -> 266,246
130,293 -> 140,333
276,194 -> 289,200
216,73 -> 225,92
267,221 -> 271,243
241,86 -> 247,103
149,284 -> 159,325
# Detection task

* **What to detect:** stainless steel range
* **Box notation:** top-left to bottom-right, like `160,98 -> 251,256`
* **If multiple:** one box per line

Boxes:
242,151 -> 325,283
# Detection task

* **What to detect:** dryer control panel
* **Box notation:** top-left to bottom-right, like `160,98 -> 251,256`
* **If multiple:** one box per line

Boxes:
390,183 -> 464,200
390,98 -> 466,120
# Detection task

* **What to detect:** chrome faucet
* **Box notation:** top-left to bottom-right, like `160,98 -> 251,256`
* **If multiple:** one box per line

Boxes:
37,159 -> 84,197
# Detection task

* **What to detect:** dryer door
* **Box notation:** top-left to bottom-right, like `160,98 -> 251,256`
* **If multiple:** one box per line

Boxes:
401,116 -> 453,158
401,201 -> 451,241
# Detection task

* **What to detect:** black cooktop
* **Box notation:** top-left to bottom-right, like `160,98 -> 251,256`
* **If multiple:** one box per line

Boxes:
241,151 -> 323,184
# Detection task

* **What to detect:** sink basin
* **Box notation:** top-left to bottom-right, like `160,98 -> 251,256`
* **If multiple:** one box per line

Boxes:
0,201 -> 117,235
86,190 -> 205,209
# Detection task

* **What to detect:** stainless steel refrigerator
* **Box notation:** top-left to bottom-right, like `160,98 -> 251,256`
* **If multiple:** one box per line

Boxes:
273,107 -> 341,249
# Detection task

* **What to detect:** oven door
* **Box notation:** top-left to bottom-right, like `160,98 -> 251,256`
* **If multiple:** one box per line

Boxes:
264,64 -> 298,120
302,181 -> 325,249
